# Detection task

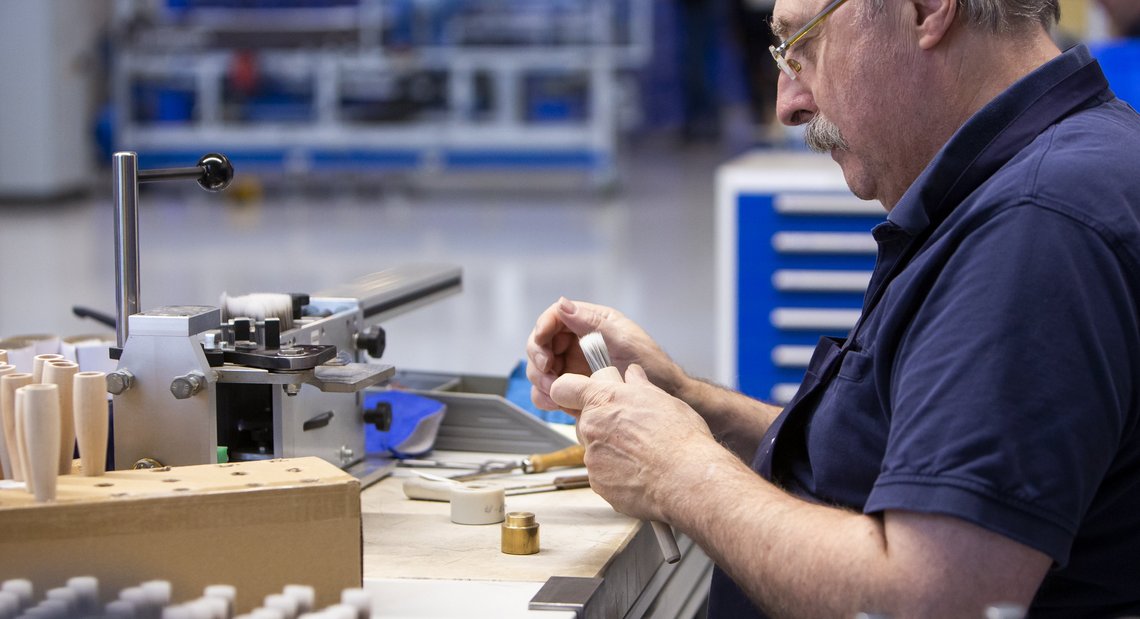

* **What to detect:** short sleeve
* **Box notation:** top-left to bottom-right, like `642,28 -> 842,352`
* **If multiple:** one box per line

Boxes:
865,202 -> 1138,566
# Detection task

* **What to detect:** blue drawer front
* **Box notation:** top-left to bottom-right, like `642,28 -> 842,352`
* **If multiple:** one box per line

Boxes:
736,192 -> 883,402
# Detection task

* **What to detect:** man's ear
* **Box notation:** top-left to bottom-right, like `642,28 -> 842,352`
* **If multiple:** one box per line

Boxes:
913,0 -> 957,49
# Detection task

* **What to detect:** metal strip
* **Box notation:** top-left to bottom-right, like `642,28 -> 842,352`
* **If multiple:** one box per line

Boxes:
112,152 -> 140,348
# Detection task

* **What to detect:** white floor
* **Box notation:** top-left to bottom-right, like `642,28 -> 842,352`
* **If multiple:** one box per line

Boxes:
0,138 -> 736,383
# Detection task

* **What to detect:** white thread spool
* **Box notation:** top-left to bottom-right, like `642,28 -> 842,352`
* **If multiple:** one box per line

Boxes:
1,579 -> 33,611
203,585 -> 237,619
66,576 -> 99,616
339,589 -> 371,619
449,483 -> 506,525
281,585 -> 314,615
104,600 -> 136,619
0,591 -> 18,619
262,594 -> 297,619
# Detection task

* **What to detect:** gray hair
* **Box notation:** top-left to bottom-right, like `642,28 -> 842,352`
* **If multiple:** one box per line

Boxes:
865,0 -> 1060,32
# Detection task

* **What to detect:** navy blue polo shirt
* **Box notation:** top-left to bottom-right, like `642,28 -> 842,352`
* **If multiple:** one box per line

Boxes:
709,45 -> 1140,618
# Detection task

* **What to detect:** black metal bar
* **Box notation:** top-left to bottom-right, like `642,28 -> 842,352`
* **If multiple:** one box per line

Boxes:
138,167 -> 203,183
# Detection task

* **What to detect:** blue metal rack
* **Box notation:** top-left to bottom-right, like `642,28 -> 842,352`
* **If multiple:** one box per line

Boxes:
111,0 -> 652,183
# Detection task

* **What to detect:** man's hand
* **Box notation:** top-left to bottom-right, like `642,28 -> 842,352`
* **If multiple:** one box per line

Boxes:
548,363 -> 717,522
525,297 -> 685,414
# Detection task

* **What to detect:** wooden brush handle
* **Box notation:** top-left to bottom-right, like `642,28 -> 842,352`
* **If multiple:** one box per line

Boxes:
19,384 -> 61,502
526,444 -> 585,473
73,372 -> 109,476
2,373 -> 33,482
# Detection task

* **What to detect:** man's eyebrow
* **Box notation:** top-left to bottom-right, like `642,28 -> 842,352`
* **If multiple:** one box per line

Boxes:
770,13 -> 809,39
770,16 -> 792,39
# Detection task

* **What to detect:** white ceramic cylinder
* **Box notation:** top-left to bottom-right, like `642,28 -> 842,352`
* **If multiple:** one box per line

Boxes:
31,354 -> 63,384
73,372 -> 109,476
0,373 -> 33,483
450,483 -> 506,525
0,351 -> 7,364
17,384 -> 61,502
43,361 -> 79,474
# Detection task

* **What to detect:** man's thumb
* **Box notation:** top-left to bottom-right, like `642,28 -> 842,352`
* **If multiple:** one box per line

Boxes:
555,297 -> 606,336
549,372 -> 592,411
623,363 -> 664,392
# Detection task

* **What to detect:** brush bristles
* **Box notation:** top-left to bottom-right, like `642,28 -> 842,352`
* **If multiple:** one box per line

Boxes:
579,332 -> 612,373
220,292 -> 294,330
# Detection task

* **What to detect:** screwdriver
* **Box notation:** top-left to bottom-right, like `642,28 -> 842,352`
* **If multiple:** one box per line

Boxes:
449,444 -> 585,481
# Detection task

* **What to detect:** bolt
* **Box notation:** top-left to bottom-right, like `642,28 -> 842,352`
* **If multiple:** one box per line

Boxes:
283,383 -> 301,396
106,370 -> 135,395
170,372 -> 206,399
132,458 -> 163,470
339,445 -> 355,464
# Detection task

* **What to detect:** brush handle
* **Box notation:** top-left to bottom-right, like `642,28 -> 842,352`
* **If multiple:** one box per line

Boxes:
18,384 -> 61,502
0,365 -> 15,479
42,362 -> 78,475
525,444 -> 585,473
1,373 -> 33,482
73,372 -> 109,476
31,354 -> 62,384
588,365 -> 682,564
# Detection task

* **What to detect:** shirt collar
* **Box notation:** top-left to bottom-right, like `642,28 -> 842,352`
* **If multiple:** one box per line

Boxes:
887,45 -> 1112,235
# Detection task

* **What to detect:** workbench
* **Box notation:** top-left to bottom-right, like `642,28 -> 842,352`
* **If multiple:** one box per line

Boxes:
358,451 -> 713,618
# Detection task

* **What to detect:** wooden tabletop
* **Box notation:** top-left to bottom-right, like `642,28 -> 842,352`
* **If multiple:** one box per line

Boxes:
360,451 -> 641,583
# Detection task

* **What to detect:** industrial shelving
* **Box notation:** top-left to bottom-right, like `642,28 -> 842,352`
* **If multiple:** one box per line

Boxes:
111,0 -> 653,183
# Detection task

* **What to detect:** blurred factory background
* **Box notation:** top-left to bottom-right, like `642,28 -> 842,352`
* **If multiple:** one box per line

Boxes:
0,0 -> 1134,385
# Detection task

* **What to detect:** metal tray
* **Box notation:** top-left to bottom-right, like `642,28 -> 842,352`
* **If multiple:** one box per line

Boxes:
385,370 -> 575,455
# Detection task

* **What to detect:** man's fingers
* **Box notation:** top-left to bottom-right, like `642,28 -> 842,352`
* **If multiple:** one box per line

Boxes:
623,364 -> 666,393
530,385 -> 563,412
550,373 -> 614,412
555,297 -> 609,337
624,363 -> 649,384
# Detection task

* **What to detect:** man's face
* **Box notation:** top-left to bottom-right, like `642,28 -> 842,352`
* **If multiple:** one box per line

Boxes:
773,0 -> 919,206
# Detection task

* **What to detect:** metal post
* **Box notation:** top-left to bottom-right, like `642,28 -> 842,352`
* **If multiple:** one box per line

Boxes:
113,151 -> 140,349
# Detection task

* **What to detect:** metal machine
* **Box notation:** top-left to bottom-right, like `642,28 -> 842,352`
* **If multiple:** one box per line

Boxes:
105,151 -> 461,472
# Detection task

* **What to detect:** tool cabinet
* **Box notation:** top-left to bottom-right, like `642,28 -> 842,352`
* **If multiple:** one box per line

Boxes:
715,151 -> 884,403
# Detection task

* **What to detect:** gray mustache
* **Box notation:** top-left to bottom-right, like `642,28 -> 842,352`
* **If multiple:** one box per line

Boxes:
805,115 -> 849,153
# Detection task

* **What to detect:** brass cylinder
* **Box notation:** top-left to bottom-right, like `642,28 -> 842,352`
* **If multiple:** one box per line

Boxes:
501,511 -> 540,555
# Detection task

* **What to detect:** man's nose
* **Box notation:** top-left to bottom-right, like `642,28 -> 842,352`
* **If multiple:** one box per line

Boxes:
775,75 -> 817,127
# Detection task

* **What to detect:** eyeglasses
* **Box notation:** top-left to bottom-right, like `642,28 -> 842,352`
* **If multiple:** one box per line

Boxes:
769,0 -> 850,80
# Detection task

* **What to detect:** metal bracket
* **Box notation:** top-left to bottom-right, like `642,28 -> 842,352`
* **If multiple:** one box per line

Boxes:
529,577 -> 604,617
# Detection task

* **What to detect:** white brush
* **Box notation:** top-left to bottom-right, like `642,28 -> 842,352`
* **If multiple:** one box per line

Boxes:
220,292 -> 294,331
578,331 -> 681,564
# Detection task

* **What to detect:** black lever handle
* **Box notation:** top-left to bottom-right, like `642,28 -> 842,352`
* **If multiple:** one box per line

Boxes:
72,305 -> 117,328
138,153 -> 233,192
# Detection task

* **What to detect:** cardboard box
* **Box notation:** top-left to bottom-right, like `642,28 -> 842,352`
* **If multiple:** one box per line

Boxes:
0,457 -> 360,613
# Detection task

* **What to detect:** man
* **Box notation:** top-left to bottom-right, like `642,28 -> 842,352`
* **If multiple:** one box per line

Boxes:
525,0 -> 1140,616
